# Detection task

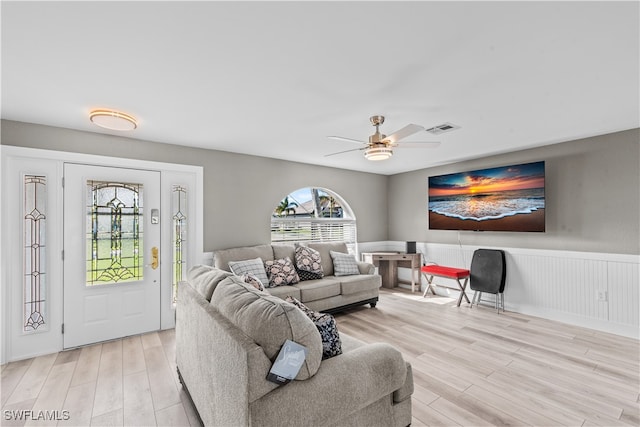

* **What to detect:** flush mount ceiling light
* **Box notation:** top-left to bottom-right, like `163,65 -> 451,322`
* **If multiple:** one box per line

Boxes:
89,109 -> 137,131
364,146 -> 393,161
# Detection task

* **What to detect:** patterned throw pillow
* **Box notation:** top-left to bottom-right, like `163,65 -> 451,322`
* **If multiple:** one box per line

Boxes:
241,273 -> 265,292
295,246 -> 324,281
264,257 -> 300,287
228,257 -> 269,286
329,250 -> 360,276
286,296 -> 342,360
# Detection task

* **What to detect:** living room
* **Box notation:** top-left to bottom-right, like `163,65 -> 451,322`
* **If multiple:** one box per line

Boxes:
1,1 -> 639,426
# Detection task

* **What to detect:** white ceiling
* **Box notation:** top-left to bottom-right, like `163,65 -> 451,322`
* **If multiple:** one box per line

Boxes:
2,1 -> 638,175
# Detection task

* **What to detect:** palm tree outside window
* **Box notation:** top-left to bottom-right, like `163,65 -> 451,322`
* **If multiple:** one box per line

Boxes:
270,188 -> 357,253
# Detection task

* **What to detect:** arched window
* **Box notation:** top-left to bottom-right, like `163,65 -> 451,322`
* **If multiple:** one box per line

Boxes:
270,187 -> 357,253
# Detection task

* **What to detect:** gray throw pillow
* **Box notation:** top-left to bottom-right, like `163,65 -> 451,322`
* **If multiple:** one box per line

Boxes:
228,257 -> 269,286
329,250 -> 360,276
212,277 -> 322,380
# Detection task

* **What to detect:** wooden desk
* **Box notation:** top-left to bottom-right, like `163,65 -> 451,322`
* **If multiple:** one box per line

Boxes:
361,252 -> 422,292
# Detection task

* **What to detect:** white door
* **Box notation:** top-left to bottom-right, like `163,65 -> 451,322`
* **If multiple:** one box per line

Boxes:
63,164 -> 161,348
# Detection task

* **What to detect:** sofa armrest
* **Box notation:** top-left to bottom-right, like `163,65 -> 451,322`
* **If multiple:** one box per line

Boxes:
249,343 -> 408,426
357,261 -> 376,275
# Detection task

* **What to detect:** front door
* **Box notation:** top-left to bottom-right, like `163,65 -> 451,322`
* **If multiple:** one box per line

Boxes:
63,164 -> 161,349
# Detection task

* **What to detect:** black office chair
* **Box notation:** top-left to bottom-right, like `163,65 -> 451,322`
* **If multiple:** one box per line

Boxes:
469,249 -> 506,313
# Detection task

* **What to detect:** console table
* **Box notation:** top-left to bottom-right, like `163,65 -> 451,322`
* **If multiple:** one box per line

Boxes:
361,252 -> 422,292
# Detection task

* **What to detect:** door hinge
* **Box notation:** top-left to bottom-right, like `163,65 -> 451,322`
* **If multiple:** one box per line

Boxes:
61,250 -> 64,261
62,177 -> 65,188
61,323 -> 65,334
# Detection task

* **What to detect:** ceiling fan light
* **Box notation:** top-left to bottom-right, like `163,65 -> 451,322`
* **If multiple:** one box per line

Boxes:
364,146 -> 393,161
89,109 -> 137,131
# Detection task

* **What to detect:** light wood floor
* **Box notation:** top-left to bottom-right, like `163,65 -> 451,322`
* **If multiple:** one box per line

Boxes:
335,289 -> 640,427
1,288 -> 638,426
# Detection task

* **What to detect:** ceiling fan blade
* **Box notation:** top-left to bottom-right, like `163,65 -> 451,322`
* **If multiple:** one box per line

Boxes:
396,141 -> 441,148
383,124 -> 425,144
324,147 -> 366,157
327,136 -> 366,145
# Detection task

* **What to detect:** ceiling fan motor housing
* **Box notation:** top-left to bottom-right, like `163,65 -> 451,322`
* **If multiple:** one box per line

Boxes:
369,132 -> 387,144
369,115 -> 387,144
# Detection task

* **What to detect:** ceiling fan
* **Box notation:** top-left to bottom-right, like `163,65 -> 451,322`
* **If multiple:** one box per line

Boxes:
326,115 -> 440,161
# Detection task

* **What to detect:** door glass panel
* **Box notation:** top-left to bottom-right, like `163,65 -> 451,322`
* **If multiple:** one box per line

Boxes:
86,181 -> 143,285
24,175 -> 47,331
172,185 -> 187,304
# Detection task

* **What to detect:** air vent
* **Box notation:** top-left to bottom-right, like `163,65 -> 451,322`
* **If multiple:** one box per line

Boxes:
426,122 -> 461,135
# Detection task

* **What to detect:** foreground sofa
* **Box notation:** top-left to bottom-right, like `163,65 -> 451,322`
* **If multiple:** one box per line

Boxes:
176,269 -> 413,427
212,242 -> 381,313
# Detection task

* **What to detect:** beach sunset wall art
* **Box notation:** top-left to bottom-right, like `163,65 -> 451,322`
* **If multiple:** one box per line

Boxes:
428,161 -> 545,232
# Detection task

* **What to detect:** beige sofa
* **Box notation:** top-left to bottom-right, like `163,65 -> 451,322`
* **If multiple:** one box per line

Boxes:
176,268 -> 413,427
212,242 -> 381,313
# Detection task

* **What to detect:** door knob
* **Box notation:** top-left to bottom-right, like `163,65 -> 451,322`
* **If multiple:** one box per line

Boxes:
151,247 -> 159,270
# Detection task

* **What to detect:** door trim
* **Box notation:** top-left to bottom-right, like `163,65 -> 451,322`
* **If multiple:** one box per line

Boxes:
1,146 -> 203,363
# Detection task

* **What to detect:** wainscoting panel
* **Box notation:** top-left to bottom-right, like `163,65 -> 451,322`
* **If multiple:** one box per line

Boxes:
608,261 -> 640,328
358,241 -> 639,338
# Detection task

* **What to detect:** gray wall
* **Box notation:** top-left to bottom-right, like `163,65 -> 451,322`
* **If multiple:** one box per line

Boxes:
1,120 -> 388,251
4,120 -> 638,255
388,129 -> 640,255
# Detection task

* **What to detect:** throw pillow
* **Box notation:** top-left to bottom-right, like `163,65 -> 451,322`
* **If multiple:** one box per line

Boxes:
286,296 -> 342,360
241,273 -> 265,292
329,250 -> 360,276
297,269 -> 323,281
212,277 -> 323,380
264,257 -> 300,287
228,258 -> 269,287
294,245 -> 324,281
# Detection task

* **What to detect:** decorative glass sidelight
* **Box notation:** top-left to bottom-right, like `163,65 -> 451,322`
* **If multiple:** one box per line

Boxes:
172,185 -> 187,304
23,175 -> 47,331
87,181 -> 143,285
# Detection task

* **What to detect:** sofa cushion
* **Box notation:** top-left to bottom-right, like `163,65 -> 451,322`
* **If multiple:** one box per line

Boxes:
338,274 -> 382,295
186,265 -> 234,301
286,297 -> 342,360
306,242 -> 349,276
211,276 -> 322,380
294,278 -> 341,303
213,244 -> 274,271
264,257 -> 300,287
330,250 -> 360,276
272,244 -> 295,262
228,257 -> 270,287
265,284 -> 301,301
294,245 -> 324,280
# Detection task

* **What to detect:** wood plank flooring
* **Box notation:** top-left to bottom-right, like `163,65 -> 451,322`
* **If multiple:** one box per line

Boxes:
334,289 -> 640,427
1,329 -> 199,426
1,288 -> 638,426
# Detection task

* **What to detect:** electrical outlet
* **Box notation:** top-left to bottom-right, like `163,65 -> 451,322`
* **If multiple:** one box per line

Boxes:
597,290 -> 608,302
